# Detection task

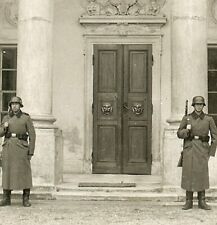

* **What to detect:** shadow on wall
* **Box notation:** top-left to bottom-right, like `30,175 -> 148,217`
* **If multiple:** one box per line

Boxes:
63,127 -> 82,153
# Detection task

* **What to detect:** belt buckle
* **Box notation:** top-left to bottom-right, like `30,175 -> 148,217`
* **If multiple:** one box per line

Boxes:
11,133 -> 16,137
194,135 -> 199,139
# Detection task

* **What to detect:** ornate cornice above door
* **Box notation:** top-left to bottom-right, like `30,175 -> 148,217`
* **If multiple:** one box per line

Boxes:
82,0 -> 165,16
79,0 -> 167,36
79,0 -> 167,27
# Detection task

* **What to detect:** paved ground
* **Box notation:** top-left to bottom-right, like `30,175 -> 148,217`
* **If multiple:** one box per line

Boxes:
0,199 -> 217,225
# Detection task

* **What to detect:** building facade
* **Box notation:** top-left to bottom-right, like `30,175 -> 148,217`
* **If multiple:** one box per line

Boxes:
0,0 -> 217,191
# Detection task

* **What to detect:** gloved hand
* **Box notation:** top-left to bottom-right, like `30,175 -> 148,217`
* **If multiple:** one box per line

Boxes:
179,129 -> 190,139
208,145 -> 216,157
27,154 -> 33,160
4,122 -> 8,128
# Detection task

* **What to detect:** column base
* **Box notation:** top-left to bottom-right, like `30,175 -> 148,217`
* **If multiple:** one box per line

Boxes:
162,124 -> 182,187
31,115 -> 63,186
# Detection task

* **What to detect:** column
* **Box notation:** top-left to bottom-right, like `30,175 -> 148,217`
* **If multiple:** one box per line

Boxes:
169,0 -> 208,122
163,0 -> 208,190
17,0 -> 62,187
17,0 -> 55,127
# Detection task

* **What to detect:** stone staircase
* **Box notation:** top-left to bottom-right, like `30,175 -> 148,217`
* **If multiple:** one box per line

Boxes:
53,174 -> 185,202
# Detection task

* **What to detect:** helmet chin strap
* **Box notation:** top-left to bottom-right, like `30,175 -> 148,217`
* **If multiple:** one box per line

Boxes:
13,109 -> 20,114
194,107 -> 204,114
195,110 -> 202,114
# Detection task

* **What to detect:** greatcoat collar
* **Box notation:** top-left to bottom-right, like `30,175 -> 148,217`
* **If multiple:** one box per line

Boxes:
191,111 -> 205,120
9,110 -> 22,118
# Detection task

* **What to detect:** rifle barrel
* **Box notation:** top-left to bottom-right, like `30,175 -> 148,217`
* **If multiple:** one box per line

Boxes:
185,100 -> 188,116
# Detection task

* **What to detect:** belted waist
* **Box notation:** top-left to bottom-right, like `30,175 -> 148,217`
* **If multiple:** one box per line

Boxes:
188,135 -> 209,142
5,132 -> 28,141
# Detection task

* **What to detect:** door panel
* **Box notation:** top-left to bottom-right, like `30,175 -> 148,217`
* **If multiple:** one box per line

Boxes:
129,51 -> 148,93
128,127 -> 147,163
93,45 -> 122,173
123,45 -> 152,174
93,44 -> 152,174
97,126 -> 117,162
98,51 -> 117,92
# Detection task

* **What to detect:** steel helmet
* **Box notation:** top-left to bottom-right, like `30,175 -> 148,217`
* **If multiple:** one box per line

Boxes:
191,96 -> 206,106
9,96 -> 23,107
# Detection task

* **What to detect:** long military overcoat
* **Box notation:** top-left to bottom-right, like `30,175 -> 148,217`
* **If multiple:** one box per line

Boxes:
177,111 -> 217,192
0,110 -> 36,190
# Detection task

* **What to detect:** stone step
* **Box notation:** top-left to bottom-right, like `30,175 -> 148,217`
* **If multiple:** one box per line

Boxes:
55,185 -> 163,194
53,190 -> 183,202
63,173 -> 161,182
53,187 -> 217,202
55,174 -> 163,195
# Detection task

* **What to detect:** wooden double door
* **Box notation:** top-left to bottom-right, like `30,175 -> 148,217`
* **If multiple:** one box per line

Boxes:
93,44 -> 152,174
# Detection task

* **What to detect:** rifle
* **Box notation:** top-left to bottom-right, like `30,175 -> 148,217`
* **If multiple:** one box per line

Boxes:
177,100 -> 188,167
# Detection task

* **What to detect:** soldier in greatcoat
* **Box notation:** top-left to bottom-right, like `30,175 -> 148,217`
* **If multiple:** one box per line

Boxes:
0,96 -> 36,207
177,96 -> 217,210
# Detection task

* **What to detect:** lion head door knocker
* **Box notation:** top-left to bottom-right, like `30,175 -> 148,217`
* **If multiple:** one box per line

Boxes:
101,103 -> 113,115
132,103 -> 144,115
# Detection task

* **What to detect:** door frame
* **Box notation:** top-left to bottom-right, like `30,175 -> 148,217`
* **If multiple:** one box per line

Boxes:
83,35 -> 162,175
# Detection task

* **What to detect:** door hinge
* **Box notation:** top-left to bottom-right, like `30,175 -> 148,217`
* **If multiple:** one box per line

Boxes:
152,54 -> 154,66
151,154 -> 152,164
91,152 -> 94,163
92,103 -> 94,114
92,54 -> 95,66
151,103 -> 153,115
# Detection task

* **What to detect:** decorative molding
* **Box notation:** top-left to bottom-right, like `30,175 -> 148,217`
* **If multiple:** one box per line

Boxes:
81,23 -> 165,36
4,0 -> 18,27
80,15 -> 166,25
82,0 -> 165,16
80,0 -> 167,27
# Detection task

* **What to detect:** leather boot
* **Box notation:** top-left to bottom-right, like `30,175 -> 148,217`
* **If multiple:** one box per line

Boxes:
198,190 -> 211,210
0,189 -> 11,206
23,189 -> 31,207
182,191 -> 193,210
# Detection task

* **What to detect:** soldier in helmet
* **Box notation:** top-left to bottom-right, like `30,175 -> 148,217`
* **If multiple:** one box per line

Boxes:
0,96 -> 36,207
177,96 -> 217,210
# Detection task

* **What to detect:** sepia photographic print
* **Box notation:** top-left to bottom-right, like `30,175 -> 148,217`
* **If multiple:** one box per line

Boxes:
0,0 -> 217,224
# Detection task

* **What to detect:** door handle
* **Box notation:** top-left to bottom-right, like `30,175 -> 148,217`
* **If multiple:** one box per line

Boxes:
101,103 -> 113,115
132,103 -> 144,115
123,102 -> 130,111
